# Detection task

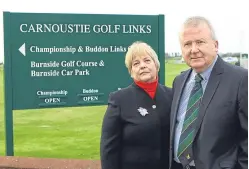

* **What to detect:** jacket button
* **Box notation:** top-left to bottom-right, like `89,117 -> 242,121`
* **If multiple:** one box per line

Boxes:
152,105 -> 156,109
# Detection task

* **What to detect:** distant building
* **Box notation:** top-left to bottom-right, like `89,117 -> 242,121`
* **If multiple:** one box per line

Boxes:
240,53 -> 248,69
165,52 -> 181,57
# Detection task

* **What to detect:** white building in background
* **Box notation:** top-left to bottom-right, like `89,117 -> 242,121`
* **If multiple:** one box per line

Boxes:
240,53 -> 248,69
223,57 -> 238,63
239,31 -> 248,69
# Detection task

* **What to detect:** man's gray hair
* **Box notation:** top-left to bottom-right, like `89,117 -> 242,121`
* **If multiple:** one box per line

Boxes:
182,16 -> 217,40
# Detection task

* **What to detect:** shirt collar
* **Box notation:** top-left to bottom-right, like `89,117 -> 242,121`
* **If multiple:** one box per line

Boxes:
191,55 -> 218,81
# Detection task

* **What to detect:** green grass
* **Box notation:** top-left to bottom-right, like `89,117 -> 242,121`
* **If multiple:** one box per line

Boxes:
165,61 -> 189,87
0,61 -> 188,159
12,106 -> 106,159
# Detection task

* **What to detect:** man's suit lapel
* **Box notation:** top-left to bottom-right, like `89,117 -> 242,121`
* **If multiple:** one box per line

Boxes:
170,69 -> 192,138
194,57 -> 224,140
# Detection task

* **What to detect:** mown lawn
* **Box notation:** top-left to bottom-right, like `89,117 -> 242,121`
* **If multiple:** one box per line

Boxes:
165,60 -> 189,87
0,61 -> 188,159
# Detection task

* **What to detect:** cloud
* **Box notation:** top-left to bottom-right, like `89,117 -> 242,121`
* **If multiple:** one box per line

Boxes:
0,0 -> 248,62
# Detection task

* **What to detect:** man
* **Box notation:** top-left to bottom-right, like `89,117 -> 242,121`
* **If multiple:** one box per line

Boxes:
170,16 -> 248,169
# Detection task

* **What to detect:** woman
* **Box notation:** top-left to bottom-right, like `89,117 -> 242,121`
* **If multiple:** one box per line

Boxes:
100,41 -> 172,169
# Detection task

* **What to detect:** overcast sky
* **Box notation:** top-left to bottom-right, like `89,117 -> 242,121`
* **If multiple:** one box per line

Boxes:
0,0 -> 248,62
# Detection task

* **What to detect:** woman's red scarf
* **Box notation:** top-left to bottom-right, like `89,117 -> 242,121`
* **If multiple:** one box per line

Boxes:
134,77 -> 158,99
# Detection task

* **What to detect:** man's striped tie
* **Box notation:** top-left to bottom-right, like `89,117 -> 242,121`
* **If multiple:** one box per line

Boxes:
177,73 -> 203,166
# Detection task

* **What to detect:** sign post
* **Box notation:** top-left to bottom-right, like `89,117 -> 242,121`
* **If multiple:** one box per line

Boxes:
3,12 -> 165,156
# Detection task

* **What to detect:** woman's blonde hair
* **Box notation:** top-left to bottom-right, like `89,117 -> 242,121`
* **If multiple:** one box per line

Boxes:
125,41 -> 160,74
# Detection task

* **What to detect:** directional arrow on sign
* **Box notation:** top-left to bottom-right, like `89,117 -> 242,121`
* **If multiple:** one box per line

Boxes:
19,43 -> 26,56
